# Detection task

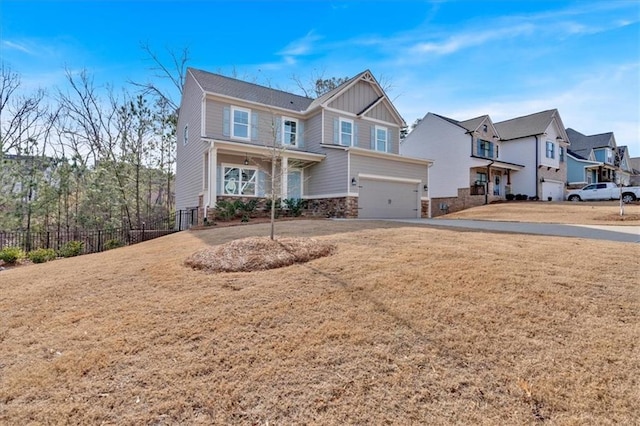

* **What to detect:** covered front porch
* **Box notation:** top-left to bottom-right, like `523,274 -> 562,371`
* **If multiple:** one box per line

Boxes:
201,139 -> 325,211
469,159 -> 524,199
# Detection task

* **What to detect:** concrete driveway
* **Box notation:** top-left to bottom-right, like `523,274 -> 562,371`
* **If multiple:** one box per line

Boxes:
385,219 -> 640,243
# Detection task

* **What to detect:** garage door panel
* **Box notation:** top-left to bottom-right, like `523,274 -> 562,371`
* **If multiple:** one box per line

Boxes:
359,179 -> 419,219
542,181 -> 564,201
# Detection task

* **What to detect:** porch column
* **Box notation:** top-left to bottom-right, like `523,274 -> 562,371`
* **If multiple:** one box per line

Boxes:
281,155 -> 289,199
208,147 -> 217,207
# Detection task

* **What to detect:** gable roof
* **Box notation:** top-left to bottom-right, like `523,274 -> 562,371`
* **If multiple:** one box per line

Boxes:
566,128 -> 615,157
188,67 -> 313,113
494,109 -> 562,140
459,115 -> 491,133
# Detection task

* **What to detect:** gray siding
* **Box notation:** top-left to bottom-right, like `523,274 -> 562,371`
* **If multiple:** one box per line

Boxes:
367,101 -> 395,123
305,149 -> 348,196
328,80 -> 379,115
175,72 -> 205,210
350,154 -> 428,185
323,110 -> 400,154
302,112 -> 323,153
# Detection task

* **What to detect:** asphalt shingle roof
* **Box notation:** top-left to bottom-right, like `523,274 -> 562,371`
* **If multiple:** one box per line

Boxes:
189,68 -> 313,113
494,109 -> 557,140
565,128 -> 614,157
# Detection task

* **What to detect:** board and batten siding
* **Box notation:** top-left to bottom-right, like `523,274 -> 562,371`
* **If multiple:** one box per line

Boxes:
367,100 -> 395,123
350,154 -> 428,185
175,72 -> 205,211
327,80 -> 380,116
305,149 -> 348,196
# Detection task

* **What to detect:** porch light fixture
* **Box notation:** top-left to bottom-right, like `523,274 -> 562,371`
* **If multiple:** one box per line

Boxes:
351,177 -> 357,186
423,184 -> 428,192
244,154 -> 249,166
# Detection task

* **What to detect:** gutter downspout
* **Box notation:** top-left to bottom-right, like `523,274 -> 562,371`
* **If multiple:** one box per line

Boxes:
535,135 -> 540,199
427,162 -> 433,218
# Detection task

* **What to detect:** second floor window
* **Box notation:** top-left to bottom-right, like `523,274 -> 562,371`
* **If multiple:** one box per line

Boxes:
546,141 -> 555,159
283,118 -> 297,146
375,126 -> 388,152
232,107 -> 250,140
477,139 -> 494,158
340,118 -> 353,146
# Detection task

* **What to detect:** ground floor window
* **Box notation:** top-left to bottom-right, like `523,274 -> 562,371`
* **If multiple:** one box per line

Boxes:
287,170 -> 302,199
224,166 -> 257,196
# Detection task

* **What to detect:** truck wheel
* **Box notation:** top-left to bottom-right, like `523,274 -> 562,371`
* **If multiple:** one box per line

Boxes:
568,195 -> 581,202
622,193 -> 636,204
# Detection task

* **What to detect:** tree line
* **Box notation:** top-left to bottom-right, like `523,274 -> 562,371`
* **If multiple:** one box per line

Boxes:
0,47 -> 187,233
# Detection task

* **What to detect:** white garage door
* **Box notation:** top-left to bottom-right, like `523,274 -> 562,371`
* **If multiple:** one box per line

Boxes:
541,181 -> 564,201
358,178 -> 420,219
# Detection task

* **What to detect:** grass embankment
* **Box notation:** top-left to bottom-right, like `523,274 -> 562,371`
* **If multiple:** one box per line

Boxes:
0,214 -> 638,424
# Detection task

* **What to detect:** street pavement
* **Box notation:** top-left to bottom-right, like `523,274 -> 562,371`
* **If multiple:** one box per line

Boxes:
384,219 -> 640,243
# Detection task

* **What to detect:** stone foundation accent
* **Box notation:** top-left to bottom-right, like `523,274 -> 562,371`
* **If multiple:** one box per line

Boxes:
198,196 -> 362,222
430,187 -> 503,217
305,197 -> 359,218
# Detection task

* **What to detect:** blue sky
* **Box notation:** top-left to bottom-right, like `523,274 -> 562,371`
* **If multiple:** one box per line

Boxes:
2,0 -> 639,156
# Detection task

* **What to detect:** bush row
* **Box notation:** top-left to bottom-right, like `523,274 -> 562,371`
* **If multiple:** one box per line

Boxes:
0,238 -> 124,266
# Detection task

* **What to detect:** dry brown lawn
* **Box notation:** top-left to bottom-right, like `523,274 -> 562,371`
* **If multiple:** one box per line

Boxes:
1,210 -> 639,425
443,200 -> 640,225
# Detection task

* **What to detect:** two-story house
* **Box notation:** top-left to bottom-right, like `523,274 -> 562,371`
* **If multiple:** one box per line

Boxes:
175,68 -> 433,220
565,128 -> 620,187
495,109 -> 569,201
400,113 -> 524,216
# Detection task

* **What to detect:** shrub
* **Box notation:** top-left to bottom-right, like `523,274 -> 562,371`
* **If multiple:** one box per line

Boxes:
515,194 -> 528,201
505,194 -> 515,201
0,246 -> 25,264
215,200 -> 238,221
264,198 -> 282,218
104,239 -> 124,250
28,248 -> 57,264
58,240 -> 84,258
283,198 -> 307,217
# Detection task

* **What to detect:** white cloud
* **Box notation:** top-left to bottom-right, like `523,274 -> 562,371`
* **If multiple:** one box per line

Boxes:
2,40 -> 33,54
278,31 -> 322,57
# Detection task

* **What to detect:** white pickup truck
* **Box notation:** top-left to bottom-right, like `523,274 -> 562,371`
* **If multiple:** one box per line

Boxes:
566,182 -> 640,203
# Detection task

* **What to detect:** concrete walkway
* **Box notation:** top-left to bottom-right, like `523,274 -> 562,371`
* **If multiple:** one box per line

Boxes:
384,219 -> 640,243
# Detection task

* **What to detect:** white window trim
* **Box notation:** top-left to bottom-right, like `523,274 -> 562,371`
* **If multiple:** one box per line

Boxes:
222,163 -> 259,197
546,141 -> 555,159
339,117 -> 354,147
282,116 -> 298,146
375,125 -> 388,152
231,106 -> 251,141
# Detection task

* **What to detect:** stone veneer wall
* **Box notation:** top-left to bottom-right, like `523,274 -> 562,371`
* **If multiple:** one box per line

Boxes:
199,196 -> 361,222
430,187 -> 502,218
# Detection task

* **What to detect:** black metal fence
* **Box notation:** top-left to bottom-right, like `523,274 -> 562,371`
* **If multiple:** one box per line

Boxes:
0,209 -> 200,255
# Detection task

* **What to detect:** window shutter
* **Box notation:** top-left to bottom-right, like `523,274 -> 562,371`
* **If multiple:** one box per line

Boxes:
223,107 -> 230,137
489,142 -> 494,158
353,123 -> 359,147
251,112 -> 259,140
387,133 -> 393,153
258,170 -> 267,197
333,118 -> 339,144
298,121 -> 305,148
370,127 -> 375,150
477,139 -> 481,156
275,117 -> 282,143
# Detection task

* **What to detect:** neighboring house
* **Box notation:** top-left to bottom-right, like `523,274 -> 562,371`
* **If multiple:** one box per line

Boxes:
494,109 -> 569,201
630,157 -> 640,186
565,128 -> 619,187
175,68 -> 433,220
400,113 -> 524,216
566,149 -> 602,187
615,146 -> 633,186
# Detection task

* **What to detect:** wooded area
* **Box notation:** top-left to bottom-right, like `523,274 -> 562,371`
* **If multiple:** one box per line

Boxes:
0,47 -> 186,233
